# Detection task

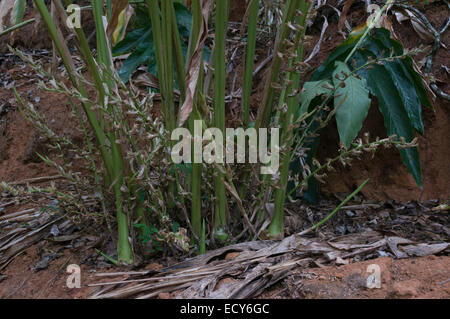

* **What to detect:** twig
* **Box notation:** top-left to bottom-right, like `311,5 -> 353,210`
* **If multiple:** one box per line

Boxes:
9,175 -> 65,186
0,201 -> 15,209
94,271 -> 149,277
431,83 -> 450,101
304,15 -> 329,63
0,208 -> 35,221
253,54 -> 274,77
341,204 -> 381,210
394,2 -> 449,100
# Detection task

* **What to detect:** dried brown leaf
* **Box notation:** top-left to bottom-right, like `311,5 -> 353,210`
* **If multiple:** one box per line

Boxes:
0,0 -> 14,32
178,0 -> 213,126
106,0 -> 129,37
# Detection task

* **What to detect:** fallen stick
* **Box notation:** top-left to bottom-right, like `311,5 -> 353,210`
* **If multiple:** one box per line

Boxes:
9,175 -> 65,186
0,208 -> 35,221
0,201 -> 15,209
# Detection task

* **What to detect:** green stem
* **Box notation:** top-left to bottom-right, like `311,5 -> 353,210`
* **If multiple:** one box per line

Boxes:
146,0 -> 167,127
188,0 -> 203,238
171,2 -> 186,99
37,0 -> 133,264
213,0 -> 229,241
0,18 -> 35,38
162,0 -> 178,207
200,219 -> 206,254
269,0 -> 309,238
343,0 -> 394,65
92,0 -> 112,76
92,0 -> 133,264
299,179 -> 369,235
239,0 -> 302,200
161,0 -> 176,132
241,0 -> 259,127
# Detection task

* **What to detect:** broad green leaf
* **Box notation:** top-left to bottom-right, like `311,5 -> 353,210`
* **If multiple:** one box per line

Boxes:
297,79 -> 333,118
332,61 -> 371,148
113,27 -> 151,56
353,50 -> 422,187
112,2 -> 194,82
363,30 -> 424,134
310,44 -> 353,81
174,2 -> 192,37
402,55 -> 433,109
118,35 -> 155,82
374,29 -> 432,109
295,28 -> 428,190
132,4 -> 152,29
371,28 -> 403,55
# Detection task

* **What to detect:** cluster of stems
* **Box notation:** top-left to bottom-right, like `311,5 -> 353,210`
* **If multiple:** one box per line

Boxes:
24,0 -> 394,260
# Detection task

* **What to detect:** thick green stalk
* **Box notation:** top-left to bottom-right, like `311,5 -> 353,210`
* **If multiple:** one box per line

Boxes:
110,144 -> 133,264
242,0 -> 259,127
161,0 -> 176,132
92,0 -> 112,75
191,152 -> 202,237
187,0 -> 201,61
146,0 -> 167,127
91,0 -> 110,136
161,0 -> 178,208
200,219 -> 206,254
60,0 -> 107,119
106,0 -> 112,18
237,0 -> 259,198
239,0 -> 302,200
212,0 -> 229,241
171,3 -> 186,98
269,0 -> 309,238
91,0 -> 133,264
188,0 -> 203,237
146,0 -> 178,210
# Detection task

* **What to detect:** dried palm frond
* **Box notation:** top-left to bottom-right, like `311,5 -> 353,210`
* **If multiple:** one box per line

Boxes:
90,231 -> 448,299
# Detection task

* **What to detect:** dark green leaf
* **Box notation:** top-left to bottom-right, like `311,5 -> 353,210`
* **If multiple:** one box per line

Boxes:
112,27 -> 151,56
354,50 -> 422,187
362,31 -> 424,134
118,38 -> 155,82
297,79 -> 333,118
174,2 -> 192,37
402,56 -> 433,109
